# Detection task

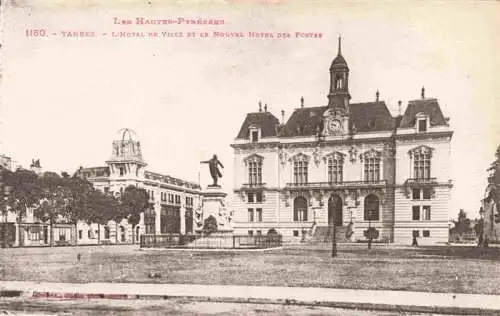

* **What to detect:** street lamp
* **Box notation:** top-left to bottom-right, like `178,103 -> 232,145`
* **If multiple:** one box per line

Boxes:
332,212 -> 337,257
367,210 -> 373,250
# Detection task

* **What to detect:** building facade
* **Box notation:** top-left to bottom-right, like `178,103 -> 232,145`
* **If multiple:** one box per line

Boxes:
231,40 -> 453,244
75,128 -> 203,244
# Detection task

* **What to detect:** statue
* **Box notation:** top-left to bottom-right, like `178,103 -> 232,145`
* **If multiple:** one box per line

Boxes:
201,154 -> 224,187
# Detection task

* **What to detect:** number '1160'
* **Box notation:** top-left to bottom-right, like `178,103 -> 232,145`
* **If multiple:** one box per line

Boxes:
26,29 -> 47,37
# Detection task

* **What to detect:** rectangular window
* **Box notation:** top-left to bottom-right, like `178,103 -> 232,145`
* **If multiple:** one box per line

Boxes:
256,192 -> 263,203
248,230 -> 254,236
293,161 -> 308,184
414,152 -> 431,180
293,230 -> 299,237
422,206 -> 431,220
422,188 -> 431,200
88,230 -> 91,239
423,230 -> 430,237
412,230 -> 420,237
418,119 -> 427,132
248,161 -> 263,185
251,131 -> 258,143
412,206 -> 420,220
247,193 -> 254,203
328,158 -> 343,183
78,230 -> 83,239
248,208 -> 254,222
256,208 -> 262,222
412,188 -> 420,200
256,230 -> 262,236
364,158 -> 380,182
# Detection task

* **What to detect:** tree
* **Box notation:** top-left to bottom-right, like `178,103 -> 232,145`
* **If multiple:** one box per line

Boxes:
453,209 -> 472,238
202,215 -> 218,235
3,169 -> 44,246
120,185 -> 149,243
267,228 -> 278,235
364,227 -> 379,249
35,172 -> 72,246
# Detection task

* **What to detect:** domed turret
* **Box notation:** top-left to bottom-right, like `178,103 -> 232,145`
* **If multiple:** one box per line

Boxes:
327,36 -> 351,112
109,128 -> 144,163
106,128 -> 147,178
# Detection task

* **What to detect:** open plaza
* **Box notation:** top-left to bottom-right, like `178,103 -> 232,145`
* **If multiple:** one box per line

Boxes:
0,243 -> 498,295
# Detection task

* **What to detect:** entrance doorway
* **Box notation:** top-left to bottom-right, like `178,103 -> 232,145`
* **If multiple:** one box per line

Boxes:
328,195 -> 343,226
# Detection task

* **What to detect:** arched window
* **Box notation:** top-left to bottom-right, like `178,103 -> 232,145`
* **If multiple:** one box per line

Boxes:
364,194 -> 380,221
293,196 -> 308,222
120,226 -> 126,242
335,76 -> 343,89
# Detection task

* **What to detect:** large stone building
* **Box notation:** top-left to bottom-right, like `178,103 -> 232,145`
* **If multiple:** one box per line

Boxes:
76,128 -> 203,243
231,40 -> 453,244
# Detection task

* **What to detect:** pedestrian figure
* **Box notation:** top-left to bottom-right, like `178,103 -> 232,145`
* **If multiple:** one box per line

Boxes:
412,236 -> 419,247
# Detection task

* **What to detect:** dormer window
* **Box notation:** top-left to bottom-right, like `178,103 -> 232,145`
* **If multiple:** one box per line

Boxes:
251,131 -> 259,142
415,112 -> 429,133
248,124 -> 260,143
418,119 -> 427,132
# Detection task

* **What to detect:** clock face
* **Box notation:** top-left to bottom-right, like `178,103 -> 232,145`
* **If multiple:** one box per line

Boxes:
329,119 -> 342,132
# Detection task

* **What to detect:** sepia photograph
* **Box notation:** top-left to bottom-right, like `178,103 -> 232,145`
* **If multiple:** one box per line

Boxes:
0,0 -> 499,315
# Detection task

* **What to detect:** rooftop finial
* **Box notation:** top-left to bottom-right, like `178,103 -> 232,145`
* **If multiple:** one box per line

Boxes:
264,103 -> 268,112
421,86 -> 425,99
300,96 -> 304,108
258,100 -> 262,112
338,35 -> 342,56
376,89 -> 380,102
281,110 -> 285,125
398,100 -> 402,116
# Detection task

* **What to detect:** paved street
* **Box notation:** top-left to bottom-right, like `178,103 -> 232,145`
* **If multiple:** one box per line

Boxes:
1,281 -> 500,315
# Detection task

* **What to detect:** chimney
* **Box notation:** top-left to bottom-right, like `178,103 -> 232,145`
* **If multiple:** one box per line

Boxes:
398,100 -> 402,116
376,89 -> 380,102
264,103 -> 268,112
300,96 -> 304,108
281,110 -> 285,125
421,86 -> 425,99
258,100 -> 262,112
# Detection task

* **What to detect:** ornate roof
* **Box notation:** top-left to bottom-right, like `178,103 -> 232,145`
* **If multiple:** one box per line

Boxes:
278,101 -> 396,137
399,99 -> 447,128
235,111 -> 280,139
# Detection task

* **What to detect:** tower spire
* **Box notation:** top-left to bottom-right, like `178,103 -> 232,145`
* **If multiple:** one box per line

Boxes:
338,35 -> 342,56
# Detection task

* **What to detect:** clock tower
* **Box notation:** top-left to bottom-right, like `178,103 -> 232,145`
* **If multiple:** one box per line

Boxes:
324,36 -> 350,136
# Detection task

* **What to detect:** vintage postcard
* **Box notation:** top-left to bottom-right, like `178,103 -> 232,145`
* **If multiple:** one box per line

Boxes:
0,1 -> 499,315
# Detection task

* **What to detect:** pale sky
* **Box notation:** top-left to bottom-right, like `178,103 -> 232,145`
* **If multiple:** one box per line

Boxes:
1,1 -> 499,220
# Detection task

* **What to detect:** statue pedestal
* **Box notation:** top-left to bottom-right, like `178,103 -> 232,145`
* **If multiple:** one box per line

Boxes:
199,186 -> 233,234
